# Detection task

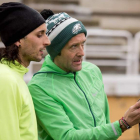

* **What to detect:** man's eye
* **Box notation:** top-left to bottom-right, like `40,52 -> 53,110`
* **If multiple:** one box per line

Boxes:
71,45 -> 76,48
37,34 -> 42,38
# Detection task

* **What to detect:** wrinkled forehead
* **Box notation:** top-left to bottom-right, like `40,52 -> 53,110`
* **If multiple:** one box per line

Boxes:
67,33 -> 86,46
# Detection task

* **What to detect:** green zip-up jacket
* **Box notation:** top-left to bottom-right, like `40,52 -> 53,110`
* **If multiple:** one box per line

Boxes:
28,55 -> 122,140
0,59 -> 37,140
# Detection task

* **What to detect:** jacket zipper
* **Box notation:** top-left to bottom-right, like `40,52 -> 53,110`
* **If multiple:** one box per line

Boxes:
34,71 -> 96,126
74,72 -> 96,127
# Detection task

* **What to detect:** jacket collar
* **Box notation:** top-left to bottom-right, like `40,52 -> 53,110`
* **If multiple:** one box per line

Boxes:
1,58 -> 28,77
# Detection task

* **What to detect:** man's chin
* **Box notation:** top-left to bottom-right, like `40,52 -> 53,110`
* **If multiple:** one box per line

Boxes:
72,67 -> 82,72
31,58 -> 42,62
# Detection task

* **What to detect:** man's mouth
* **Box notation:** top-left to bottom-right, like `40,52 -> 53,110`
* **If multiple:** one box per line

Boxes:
73,59 -> 82,64
74,60 -> 80,62
40,49 -> 44,55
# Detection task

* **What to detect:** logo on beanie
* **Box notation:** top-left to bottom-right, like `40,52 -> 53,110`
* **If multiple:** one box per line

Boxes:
72,23 -> 82,34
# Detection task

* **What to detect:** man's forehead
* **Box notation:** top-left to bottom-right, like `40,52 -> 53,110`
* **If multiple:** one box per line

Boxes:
68,33 -> 86,44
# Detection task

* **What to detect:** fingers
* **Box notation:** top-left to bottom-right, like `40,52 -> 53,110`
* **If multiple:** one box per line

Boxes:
132,101 -> 140,110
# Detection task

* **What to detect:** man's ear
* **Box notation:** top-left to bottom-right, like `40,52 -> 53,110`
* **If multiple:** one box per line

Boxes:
14,40 -> 21,47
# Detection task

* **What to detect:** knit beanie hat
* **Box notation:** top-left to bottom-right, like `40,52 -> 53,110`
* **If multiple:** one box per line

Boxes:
41,10 -> 87,60
0,2 -> 45,46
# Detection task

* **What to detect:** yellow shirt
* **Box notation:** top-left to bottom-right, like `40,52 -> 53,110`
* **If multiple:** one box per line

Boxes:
0,59 -> 37,140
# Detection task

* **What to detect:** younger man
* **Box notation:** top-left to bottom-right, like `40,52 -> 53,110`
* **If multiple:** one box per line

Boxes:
0,3 -> 50,140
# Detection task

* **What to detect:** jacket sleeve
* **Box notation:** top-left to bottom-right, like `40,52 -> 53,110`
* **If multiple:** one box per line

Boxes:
28,84 -> 122,140
0,75 -> 22,140
104,94 -> 111,124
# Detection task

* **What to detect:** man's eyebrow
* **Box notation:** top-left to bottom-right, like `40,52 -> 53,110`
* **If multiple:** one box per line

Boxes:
70,40 -> 86,45
77,40 -> 86,44
37,30 -> 46,33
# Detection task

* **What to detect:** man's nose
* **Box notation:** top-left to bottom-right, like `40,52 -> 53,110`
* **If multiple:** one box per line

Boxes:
77,45 -> 84,56
44,35 -> 51,47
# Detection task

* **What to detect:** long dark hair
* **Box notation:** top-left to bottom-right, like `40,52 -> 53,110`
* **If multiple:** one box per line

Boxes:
0,44 -> 22,65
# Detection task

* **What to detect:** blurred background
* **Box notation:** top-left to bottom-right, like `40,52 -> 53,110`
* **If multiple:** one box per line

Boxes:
1,0 -> 140,139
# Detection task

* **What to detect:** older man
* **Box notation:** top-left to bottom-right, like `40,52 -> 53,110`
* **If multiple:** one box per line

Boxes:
28,10 -> 140,140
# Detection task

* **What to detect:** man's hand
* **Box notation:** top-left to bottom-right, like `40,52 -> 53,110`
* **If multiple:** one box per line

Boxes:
123,100 -> 140,127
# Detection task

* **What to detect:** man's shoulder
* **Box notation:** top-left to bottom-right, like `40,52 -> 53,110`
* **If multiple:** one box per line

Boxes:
80,61 -> 103,81
28,72 -> 47,88
82,61 -> 101,72
0,65 -> 27,88
0,63 -> 16,81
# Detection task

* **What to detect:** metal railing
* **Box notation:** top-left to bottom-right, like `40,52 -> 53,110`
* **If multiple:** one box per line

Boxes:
85,29 -> 136,75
